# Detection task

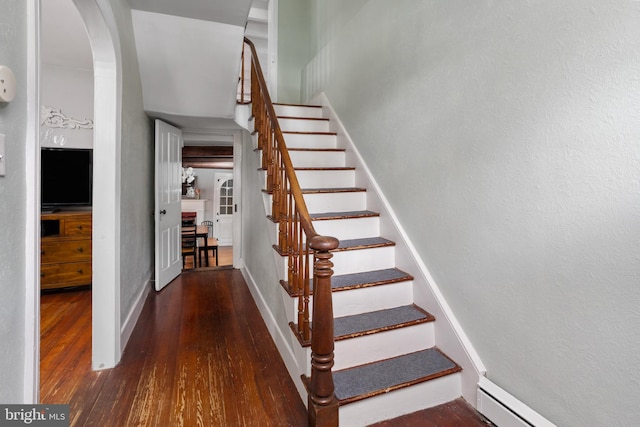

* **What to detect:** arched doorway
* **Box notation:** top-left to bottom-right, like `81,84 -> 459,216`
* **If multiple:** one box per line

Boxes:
65,0 -> 122,371
27,0 -> 122,401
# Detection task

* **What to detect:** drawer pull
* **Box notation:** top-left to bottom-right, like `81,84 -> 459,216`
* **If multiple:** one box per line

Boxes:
40,272 -> 45,278
41,249 -> 45,255
77,269 -> 84,274
77,225 -> 83,230
77,247 -> 84,253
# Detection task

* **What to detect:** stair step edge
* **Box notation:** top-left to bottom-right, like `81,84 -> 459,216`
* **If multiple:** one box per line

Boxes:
280,267 -> 413,297
332,268 -> 413,290
295,167 -> 355,171
262,187 -> 366,195
283,131 -> 337,136
332,348 -> 462,406
333,304 -> 435,341
274,102 -> 323,109
336,237 -> 395,251
292,306 -> 433,348
274,237 -> 394,254
288,147 -> 345,152
278,115 -> 330,122
310,210 -> 379,221
267,210 -> 379,224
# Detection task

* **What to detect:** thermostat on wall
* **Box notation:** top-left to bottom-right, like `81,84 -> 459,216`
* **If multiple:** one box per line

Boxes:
0,66 -> 17,102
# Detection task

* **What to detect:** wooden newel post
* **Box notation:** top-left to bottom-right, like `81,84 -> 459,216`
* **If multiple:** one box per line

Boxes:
308,235 -> 340,427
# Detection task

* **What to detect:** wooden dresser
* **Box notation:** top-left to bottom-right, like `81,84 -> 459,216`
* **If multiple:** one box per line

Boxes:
40,210 -> 92,291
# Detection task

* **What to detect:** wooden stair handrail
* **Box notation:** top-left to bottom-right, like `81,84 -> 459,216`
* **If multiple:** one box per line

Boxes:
242,37 -> 340,427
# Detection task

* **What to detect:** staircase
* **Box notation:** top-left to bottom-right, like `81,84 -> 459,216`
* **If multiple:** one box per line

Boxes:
239,0 -> 270,103
254,103 -> 465,426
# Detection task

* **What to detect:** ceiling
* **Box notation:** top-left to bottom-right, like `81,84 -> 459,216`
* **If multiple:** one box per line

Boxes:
41,0 -> 255,145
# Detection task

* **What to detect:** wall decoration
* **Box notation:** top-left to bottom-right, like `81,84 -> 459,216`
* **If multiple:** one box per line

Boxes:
41,128 -> 67,146
40,105 -> 94,129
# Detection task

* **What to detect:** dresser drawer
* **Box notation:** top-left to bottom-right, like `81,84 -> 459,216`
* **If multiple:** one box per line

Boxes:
41,239 -> 92,263
64,218 -> 92,237
41,262 -> 92,288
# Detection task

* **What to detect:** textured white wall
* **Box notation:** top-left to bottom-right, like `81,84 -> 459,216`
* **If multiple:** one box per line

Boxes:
0,0 -> 28,403
241,130 -> 288,325
40,64 -> 94,148
131,10 -> 244,119
299,1 -> 640,425
276,0 -> 310,103
109,0 -> 155,327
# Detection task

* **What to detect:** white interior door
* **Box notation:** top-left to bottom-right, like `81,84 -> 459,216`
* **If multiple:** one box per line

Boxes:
214,172 -> 234,246
154,119 -> 183,291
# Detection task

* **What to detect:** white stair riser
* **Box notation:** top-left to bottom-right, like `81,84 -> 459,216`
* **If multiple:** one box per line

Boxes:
303,192 -> 367,213
264,191 -> 367,214
275,216 -> 379,242
279,285 -> 302,324
294,280 -> 414,320
292,280 -> 413,324
279,118 -> 330,133
296,169 -> 355,189
332,281 -> 413,318
334,323 -> 435,371
257,167 -> 354,189
262,150 -> 345,168
332,246 -> 396,276
289,150 -> 346,168
276,246 -> 395,280
312,216 -> 380,240
338,373 -> 462,427
283,132 -> 337,149
275,104 -> 324,118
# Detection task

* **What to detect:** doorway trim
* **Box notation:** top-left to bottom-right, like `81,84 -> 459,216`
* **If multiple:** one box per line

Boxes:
25,0 -> 41,403
72,0 -> 123,371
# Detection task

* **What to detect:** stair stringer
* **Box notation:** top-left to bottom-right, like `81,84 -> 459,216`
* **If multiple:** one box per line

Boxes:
310,92 -> 487,406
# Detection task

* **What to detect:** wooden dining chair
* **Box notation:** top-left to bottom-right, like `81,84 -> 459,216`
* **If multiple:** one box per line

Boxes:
198,220 -> 218,266
181,225 -> 197,268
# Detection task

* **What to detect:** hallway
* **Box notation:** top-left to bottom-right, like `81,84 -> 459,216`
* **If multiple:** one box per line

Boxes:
40,269 -> 307,426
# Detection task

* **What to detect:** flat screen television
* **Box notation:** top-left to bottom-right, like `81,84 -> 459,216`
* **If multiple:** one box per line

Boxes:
41,148 -> 93,211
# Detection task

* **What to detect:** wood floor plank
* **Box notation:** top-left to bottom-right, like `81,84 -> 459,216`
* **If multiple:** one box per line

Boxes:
40,269 -> 307,426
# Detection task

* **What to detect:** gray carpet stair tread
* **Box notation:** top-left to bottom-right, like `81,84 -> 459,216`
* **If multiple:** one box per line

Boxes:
333,305 -> 431,338
333,348 -> 459,402
337,237 -> 394,250
310,210 -> 379,220
301,187 -> 366,193
331,268 -> 412,290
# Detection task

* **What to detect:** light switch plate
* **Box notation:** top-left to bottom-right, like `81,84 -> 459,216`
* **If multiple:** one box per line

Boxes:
0,134 -> 5,176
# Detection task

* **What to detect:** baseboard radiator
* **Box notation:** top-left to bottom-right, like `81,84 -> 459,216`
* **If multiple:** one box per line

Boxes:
477,378 -> 557,427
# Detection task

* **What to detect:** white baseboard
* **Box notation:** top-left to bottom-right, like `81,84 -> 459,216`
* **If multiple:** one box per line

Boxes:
477,378 -> 556,427
120,279 -> 151,350
240,265 -> 309,403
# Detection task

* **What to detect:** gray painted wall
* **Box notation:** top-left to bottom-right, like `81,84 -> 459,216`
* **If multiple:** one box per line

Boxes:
241,130 -> 290,328
292,0 -> 640,425
108,0 -> 154,325
40,64 -> 94,149
0,0 -> 28,403
276,0 -> 310,104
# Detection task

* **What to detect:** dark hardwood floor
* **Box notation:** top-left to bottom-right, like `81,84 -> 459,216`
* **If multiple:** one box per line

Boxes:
40,268 -> 490,426
40,269 -> 306,426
